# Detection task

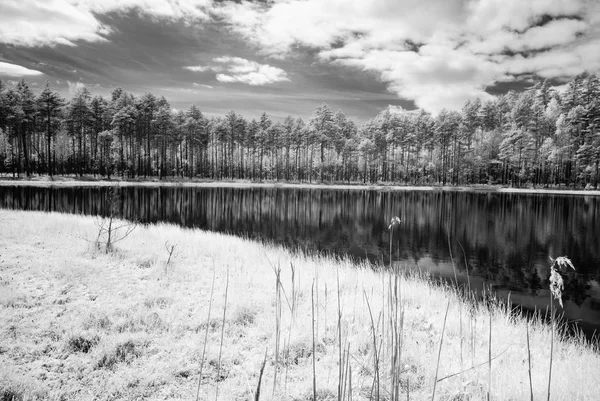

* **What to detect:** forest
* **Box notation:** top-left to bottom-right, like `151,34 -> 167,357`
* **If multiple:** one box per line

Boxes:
0,74 -> 599,187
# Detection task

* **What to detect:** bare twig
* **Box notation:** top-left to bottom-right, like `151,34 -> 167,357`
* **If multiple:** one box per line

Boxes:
436,346 -> 511,382
165,241 -> 176,267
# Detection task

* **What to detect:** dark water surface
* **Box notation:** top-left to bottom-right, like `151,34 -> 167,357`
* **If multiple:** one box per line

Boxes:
2,185 -> 600,338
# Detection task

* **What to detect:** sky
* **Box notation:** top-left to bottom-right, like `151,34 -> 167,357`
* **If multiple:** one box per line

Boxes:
1,0 -> 600,122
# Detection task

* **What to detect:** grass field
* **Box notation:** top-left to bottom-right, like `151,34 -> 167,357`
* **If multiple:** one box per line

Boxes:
1,210 -> 599,400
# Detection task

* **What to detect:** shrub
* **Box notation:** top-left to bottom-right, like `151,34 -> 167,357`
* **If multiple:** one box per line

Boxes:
66,334 -> 100,353
82,313 -> 112,331
232,305 -> 257,326
96,340 -> 145,370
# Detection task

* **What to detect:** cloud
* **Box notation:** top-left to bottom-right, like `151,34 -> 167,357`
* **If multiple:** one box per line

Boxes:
0,0 -> 110,47
216,0 -> 600,113
0,61 -> 44,77
193,82 -> 213,89
0,0 -> 211,47
334,45 -> 503,113
81,0 -> 212,21
66,80 -> 86,95
184,66 -> 212,72
186,56 -> 289,86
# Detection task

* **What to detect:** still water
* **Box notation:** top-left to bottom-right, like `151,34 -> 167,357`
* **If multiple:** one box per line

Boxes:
1,185 -> 599,337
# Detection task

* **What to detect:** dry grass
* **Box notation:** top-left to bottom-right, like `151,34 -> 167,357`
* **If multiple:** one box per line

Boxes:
0,210 -> 599,400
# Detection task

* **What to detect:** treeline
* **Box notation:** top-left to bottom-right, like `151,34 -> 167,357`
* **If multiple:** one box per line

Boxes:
0,74 -> 599,187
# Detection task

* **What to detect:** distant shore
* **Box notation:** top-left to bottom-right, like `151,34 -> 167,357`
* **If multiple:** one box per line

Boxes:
1,175 -> 600,196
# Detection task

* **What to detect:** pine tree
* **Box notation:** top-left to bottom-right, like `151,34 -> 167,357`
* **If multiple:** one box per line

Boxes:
37,81 -> 65,176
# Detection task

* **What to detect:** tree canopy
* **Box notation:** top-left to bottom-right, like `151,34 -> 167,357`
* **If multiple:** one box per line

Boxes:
1,75 -> 599,188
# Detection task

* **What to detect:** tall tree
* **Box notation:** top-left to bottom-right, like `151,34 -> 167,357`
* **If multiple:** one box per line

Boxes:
66,87 -> 92,176
309,103 -> 336,181
37,82 -> 65,176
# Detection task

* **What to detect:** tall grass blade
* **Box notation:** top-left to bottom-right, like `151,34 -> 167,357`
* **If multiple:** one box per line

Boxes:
214,265 -> 230,401
446,226 -> 458,286
548,293 -> 553,401
457,240 -> 471,294
547,256 -> 575,401
364,290 -> 380,401
527,322 -> 533,401
273,263 -> 282,396
337,265 -> 343,401
255,348 -> 268,401
195,268 -> 216,401
431,301 -> 450,401
312,280 -> 317,401
488,314 -> 492,401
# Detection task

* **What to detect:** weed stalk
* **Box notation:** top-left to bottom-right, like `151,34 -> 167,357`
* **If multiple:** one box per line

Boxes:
195,268 -> 216,401
214,265 -> 230,401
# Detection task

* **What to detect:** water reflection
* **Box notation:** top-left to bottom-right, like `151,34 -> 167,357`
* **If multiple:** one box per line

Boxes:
1,185 -> 599,337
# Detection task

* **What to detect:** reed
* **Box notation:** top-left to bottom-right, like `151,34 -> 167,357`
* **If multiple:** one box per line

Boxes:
488,314 -> 492,401
255,348 -> 268,401
364,290 -> 380,401
195,268 -> 216,401
526,322 -> 533,401
214,265 -> 229,401
388,216 -> 401,268
273,262 -> 282,396
457,240 -> 471,294
337,266 -> 343,401
312,280 -> 317,401
284,261 -> 298,394
388,266 -> 405,401
547,256 -> 575,401
431,301 -> 450,401
446,229 -> 458,286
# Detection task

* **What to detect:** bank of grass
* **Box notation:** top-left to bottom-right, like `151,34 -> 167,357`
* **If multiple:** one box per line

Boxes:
0,210 -> 599,400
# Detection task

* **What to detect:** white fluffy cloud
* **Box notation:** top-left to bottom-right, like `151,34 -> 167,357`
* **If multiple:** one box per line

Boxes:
216,0 -> 600,113
0,61 -> 44,77
184,66 -> 212,72
4,0 -> 600,113
0,0 -> 211,47
0,0 -> 109,47
185,57 -> 289,86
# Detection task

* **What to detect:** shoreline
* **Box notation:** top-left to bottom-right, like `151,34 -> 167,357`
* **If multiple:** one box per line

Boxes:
1,176 -> 600,196
1,210 -> 598,400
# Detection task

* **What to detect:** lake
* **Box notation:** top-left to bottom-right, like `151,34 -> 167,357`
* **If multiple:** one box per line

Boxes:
1,184 -> 599,338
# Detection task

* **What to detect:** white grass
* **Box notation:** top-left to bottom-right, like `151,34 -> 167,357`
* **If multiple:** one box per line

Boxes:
1,210 -> 599,400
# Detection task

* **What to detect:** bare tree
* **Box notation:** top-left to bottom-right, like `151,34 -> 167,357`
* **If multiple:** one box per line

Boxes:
94,185 -> 137,253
